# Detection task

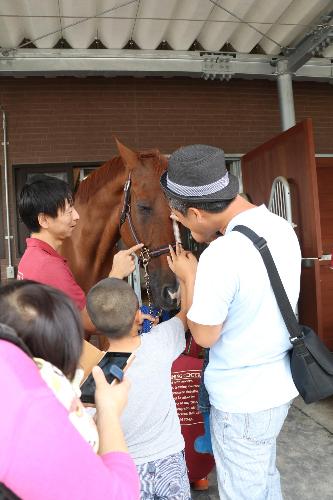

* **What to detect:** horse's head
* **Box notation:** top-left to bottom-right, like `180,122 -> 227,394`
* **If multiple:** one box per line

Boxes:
117,140 -> 179,311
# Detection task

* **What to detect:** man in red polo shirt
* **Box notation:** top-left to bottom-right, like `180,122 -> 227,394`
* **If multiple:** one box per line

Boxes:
18,174 -> 143,333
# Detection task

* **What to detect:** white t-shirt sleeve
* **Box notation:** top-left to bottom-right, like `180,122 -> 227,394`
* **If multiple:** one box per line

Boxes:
187,242 -> 239,326
150,317 -> 186,361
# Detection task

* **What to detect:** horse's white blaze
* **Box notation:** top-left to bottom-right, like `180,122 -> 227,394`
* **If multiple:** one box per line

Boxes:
169,219 -> 182,305
172,219 -> 182,244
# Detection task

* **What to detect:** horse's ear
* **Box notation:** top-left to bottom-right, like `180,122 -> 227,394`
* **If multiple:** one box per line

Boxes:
115,138 -> 138,171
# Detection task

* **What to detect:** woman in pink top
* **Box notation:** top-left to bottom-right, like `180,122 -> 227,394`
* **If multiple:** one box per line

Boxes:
0,280 -> 139,500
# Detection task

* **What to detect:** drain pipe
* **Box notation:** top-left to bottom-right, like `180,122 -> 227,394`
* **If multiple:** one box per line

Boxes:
1,107 -> 14,279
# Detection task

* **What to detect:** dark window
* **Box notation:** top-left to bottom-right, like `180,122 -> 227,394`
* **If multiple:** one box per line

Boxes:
14,162 -> 100,258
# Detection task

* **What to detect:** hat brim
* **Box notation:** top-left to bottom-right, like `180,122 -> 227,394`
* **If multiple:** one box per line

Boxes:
160,171 -> 239,203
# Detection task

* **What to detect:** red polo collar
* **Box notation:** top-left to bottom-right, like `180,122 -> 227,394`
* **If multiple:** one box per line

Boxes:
26,238 -> 67,262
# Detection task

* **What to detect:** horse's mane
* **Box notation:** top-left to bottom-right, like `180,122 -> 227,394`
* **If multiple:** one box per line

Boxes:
75,150 -> 167,203
75,157 -> 123,203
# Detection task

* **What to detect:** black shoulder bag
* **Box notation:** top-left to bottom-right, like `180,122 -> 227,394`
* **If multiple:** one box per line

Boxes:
232,225 -> 333,404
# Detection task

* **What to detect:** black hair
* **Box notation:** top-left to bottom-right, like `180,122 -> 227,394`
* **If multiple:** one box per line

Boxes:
166,195 -> 236,215
19,174 -> 74,233
87,278 -> 138,339
0,280 -> 83,380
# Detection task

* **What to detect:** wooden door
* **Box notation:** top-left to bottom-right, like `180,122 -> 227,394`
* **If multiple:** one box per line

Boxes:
316,157 -> 333,349
241,119 -> 324,342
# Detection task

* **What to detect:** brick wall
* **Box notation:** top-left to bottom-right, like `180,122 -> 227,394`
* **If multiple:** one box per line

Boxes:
0,76 -> 332,279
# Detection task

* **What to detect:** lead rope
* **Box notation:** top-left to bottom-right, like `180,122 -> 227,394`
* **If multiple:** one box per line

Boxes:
140,247 -> 161,331
139,222 -> 181,333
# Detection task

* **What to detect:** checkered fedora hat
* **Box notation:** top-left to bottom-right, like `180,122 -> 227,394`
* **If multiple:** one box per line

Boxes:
160,144 -> 239,202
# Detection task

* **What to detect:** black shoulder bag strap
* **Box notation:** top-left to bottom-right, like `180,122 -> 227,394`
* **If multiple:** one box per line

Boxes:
232,225 -> 303,344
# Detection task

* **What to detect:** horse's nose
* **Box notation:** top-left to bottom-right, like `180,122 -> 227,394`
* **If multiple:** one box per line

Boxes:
161,284 -> 180,306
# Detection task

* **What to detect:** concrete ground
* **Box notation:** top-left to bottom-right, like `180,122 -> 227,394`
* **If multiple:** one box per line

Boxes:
191,396 -> 333,499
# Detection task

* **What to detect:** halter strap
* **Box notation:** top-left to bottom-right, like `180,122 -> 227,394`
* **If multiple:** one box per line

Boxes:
119,173 -> 176,264
119,172 -> 132,226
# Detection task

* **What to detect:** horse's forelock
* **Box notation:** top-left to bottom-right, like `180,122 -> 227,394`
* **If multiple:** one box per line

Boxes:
138,150 -> 167,176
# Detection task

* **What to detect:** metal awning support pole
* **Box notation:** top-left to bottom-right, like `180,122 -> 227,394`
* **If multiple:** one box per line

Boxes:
276,61 -> 296,132
1,107 -> 14,279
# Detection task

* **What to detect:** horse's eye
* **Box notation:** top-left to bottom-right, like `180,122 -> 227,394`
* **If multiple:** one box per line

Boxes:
137,204 -> 152,214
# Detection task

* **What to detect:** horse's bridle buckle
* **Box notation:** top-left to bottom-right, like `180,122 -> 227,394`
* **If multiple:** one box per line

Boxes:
140,247 -> 151,274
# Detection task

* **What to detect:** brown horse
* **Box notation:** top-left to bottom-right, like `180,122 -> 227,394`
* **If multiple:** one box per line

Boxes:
62,140 -> 178,310
62,140 -> 215,483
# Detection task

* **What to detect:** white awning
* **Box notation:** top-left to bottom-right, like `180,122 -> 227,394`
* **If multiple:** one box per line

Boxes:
0,0 -> 332,79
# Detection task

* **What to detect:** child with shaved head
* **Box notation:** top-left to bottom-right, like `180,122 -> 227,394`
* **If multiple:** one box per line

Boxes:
87,245 -> 197,500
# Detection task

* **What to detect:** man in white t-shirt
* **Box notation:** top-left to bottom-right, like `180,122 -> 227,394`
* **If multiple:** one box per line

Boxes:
160,144 -> 301,499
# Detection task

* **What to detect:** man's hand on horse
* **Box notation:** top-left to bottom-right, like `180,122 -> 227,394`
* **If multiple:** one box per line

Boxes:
109,243 -> 144,279
167,243 -> 198,282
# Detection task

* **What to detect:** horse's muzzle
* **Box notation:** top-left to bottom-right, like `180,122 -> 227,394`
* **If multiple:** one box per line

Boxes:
160,283 -> 180,310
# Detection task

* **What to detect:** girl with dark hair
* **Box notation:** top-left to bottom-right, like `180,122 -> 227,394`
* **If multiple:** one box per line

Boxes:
0,280 -> 139,500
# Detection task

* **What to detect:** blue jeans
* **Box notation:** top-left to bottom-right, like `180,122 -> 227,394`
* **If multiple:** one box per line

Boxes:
210,402 -> 292,500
